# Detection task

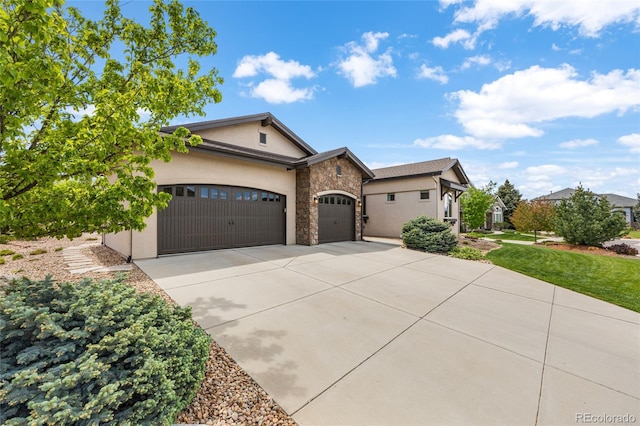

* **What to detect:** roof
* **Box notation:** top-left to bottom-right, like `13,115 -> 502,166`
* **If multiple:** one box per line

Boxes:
368,157 -> 471,185
297,147 -> 375,179
161,112 -> 317,156
535,188 -> 636,208
189,138 -> 302,168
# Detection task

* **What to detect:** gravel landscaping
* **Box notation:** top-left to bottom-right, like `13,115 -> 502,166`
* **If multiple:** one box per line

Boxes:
0,234 -> 297,425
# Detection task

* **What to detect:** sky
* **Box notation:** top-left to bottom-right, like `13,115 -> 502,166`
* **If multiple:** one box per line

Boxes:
73,0 -> 640,200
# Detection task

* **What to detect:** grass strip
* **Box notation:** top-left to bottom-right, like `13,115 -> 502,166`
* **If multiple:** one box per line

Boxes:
486,243 -> 640,313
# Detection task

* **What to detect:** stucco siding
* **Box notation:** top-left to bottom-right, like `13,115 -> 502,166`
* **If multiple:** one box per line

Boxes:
363,190 -> 437,238
103,231 -> 131,258
194,122 -> 308,158
106,150 -> 297,259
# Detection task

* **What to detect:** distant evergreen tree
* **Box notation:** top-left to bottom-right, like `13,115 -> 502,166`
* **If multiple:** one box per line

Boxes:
633,193 -> 640,226
496,179 -> 522,225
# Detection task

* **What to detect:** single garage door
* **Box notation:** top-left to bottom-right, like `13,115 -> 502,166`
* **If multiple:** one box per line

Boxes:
318,194 -> 355,243
157,184 -> 286,255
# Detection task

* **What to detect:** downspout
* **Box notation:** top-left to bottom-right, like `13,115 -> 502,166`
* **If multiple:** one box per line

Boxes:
432,176 -> 439,220
127,229 -> 132,263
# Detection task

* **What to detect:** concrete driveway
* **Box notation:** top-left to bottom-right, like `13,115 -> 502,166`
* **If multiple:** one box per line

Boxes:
136,242 -> 640,425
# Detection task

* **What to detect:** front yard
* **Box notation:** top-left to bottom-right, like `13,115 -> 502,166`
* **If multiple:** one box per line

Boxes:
486,243 -> 640,312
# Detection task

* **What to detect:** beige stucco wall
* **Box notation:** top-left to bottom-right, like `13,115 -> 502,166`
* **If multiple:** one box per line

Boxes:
195,122 -> 308,158
363,172 -> 463,238
105,150 -> 297,260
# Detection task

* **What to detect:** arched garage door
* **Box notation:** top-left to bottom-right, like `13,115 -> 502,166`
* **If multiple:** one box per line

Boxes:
157,185 -> 286,255
318,194 -> 355,243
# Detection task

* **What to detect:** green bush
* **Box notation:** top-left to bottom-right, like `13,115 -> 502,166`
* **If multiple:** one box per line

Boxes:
0,249 -> 16,256
450,246 -> 485,260
0,276 -> 210,425
401,216 -> 457,254
11,254 -> 23,261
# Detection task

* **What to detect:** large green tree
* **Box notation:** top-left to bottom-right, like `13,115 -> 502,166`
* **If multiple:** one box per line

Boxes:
510,200 -> 556,243
633,193 -> 640,226
460,181 -> 496,230
554,186 -> 628,246
0,0 -> 223,238
496,179 -> 522,225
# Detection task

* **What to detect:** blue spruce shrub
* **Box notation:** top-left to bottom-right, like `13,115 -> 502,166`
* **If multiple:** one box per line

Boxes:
0,276 -> 209,425
401,216 -> 457,254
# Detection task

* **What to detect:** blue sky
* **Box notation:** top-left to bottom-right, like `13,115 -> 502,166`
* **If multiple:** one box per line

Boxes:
75,0 -> 640,199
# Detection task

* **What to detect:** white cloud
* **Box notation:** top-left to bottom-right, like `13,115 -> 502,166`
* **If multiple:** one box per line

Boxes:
498,161 -> 519,169
233,52 -> 317,104
450,0 -> 640,37
618,133 -> 640,154
366,161 -> 405,169
450,65 -> 640,139
432,29 -> 477,49
417,65 -> 449,84
523,164 -> 567,181
559,138 -> 599,149
336,32 -> 397,87
460,55 -> 491,70
250,79 -> 315,104
551,43 -> 562,51
413,134 -> 501,150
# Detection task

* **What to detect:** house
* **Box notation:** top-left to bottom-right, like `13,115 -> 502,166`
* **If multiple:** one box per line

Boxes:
104,113 -> 374,259
484,196 -> 507,230
362,158 -> 470,238
535,188 -> 637,226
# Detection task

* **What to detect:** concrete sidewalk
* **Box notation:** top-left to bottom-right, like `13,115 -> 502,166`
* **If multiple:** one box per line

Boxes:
137,242 -> 640,425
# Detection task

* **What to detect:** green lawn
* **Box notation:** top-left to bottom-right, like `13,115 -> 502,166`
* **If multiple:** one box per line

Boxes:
466,231 -> 542,242
627,229 -> 640,239
486,243 -> 640,312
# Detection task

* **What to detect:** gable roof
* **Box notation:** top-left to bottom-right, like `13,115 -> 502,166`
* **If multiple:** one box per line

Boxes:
161,112 -> 317,156
534,187 -> 575,201
296,147 -> 375,178
368,157 -> 470,185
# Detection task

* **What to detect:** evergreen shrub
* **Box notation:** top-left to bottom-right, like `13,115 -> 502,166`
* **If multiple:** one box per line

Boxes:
401,216 -> 457,254
450,246 -> 484,260
0,276 -> 209,425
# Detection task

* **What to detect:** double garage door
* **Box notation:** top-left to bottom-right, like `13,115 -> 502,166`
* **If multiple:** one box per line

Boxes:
157,184 -> 286,255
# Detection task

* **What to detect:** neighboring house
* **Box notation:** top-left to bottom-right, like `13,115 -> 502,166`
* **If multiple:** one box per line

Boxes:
362,158 -> 470,238
104,113 -> 374,260
535,188 -> 637,226
484,196 -> 507,230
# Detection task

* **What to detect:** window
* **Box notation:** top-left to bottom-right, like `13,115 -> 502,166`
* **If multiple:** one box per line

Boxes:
444,193 -> 453,218
420,190 -> 430,200
251,191 -> 258,201
200,187 -> 208,198
162,187 -> 173,195
244,191 -> 251,201
236,192 -> 243,201
336,165 -> 342,176
220,191 -> 228,200
259,132 -> 267,145
186,186 -> 195,197
386,193 -> 395,202
262,192 -> 268,201
211,188 -> 219,199
175,186 -> 184,197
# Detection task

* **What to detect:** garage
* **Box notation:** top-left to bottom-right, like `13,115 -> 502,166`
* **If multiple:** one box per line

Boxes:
157,184 -> 286,255
317,194 -> 355,243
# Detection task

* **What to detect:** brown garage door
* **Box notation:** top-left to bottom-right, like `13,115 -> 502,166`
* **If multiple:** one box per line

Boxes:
318,194 -> 355,243
157,185 -> 286,255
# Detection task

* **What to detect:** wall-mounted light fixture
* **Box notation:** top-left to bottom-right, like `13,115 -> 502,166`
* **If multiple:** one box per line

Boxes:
357,199 -> 362,207
313,195 -> 318,204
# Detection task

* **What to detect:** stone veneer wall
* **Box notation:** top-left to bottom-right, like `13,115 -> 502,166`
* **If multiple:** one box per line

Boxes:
296,157 -> 363,245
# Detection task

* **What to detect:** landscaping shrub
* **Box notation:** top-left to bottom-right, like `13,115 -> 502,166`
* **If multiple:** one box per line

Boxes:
607,243 -> 639,256
0,276 -> 210,425
450,246 -> 484,261
401,216 -> 457,254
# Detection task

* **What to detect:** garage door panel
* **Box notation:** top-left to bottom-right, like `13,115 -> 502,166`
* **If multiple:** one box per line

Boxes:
158,185 -> 285,255
318,194 -> 355,243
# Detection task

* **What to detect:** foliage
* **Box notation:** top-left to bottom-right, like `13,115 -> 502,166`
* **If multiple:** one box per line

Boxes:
11,253 -> 23,260
554,186 -> 628,246
496,179 -> 522,225
0,249 -> 16,256
28,248 -> 47,255
510,200 -> 556,243
493,221 -> 513,230
0,276 -> 210,425
607,243 -> 638,256
401,216 -> 457,254
633,193 -> 640,225
0,0 -> 223,239
449,246 -> 484,260
486,243 -> 640,313
460,182 -> 496,230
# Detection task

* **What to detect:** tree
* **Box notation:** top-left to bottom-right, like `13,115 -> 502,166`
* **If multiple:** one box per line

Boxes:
554,185 -> 628,246
633,193 -> 640,227
496,179 -> 522,225
460,182 -> 496,230
0,0 -> 223,238
510,200 -> 556,243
